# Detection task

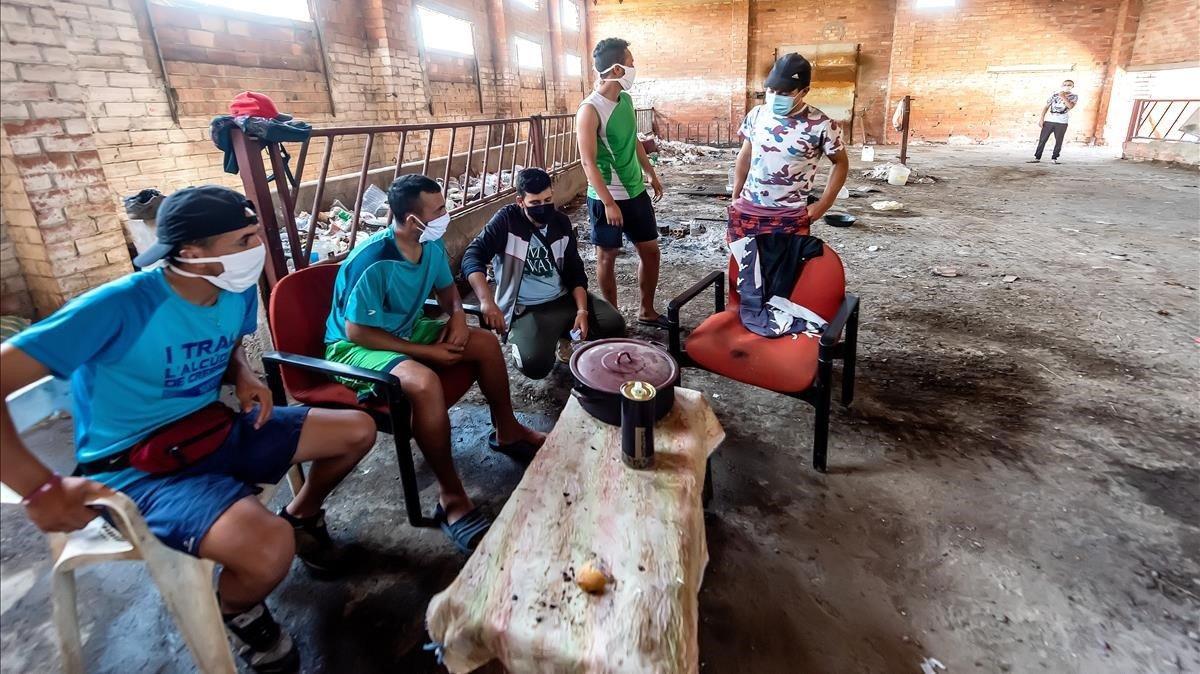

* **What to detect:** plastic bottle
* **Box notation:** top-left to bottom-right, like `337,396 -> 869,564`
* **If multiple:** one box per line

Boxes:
887,164 -> 911,186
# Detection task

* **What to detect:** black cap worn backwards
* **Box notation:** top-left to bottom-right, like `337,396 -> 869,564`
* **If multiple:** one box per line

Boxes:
133,185 -> 258,267
765,52 -> 812,91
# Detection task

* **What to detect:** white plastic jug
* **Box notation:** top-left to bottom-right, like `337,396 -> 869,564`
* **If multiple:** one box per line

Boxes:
886,163 -> 911,186
861,145 -> 875,162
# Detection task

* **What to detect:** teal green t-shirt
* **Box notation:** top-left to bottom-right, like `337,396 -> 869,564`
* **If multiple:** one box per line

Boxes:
580,90 -> 645,201
325,227 -> 455,344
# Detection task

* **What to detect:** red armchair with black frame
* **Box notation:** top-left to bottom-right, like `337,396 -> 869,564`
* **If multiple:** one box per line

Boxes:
666,245 -> 859,472
261,263 -> 481,527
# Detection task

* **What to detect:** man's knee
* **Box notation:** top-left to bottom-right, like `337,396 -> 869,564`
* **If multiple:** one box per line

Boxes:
468,326 -> 500,353
597,309 -> 627,337
596,248 -> 618,267
394,362 -> 444,400
346,410 -> 377,455
218,515 -> 295,585
636,242 -> 661,261
514,344 -> 554,380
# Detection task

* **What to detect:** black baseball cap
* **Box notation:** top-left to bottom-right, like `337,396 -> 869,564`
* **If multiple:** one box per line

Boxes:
133,185 -> 258,267
765,53 -> 812,91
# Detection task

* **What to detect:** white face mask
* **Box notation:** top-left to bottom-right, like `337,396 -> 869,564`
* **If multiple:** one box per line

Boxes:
599,64 -> 636,91
414,212 -> 451,243
169,244 -> 266,293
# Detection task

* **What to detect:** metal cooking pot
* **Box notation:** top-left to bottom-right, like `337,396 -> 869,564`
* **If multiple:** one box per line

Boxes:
569,338 -> 679,426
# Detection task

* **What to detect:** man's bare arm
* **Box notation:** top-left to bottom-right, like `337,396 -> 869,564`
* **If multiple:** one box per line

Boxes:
0,345 -> 55,495
0,344 -> 112,533
732,140 -> 752,198
345,322 -> 434,360
809,148 -> 850,221
576,105 -> 616,205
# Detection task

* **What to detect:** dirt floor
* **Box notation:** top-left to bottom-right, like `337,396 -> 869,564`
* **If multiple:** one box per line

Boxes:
2,145 -> 1198,673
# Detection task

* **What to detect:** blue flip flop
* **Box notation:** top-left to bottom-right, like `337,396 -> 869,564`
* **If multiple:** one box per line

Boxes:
434,505 -> 491,555
488,431 -> 539,465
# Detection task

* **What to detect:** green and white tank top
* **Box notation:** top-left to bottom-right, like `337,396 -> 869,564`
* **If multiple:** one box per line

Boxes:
580,90 -> 645,201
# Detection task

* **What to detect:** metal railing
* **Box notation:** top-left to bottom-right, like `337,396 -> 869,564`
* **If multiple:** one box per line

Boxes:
540,112 -> 581,170
1126,99 -> 1200,143
231,109 -> 605,289
635,107 -> 655,135
657,120 -> 737,147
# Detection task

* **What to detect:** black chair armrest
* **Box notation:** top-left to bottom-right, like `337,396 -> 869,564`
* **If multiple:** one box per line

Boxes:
667,270 -> 725,316
820,294 -> 859,348
423,297 -> 483,318
262,351 -> 400,388
666,270 -> 725,357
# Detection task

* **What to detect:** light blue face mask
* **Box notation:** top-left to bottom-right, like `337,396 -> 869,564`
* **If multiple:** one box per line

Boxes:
766,91 -> 796,115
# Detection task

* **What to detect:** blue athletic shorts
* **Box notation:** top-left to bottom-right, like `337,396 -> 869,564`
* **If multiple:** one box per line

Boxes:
588,191 -> 659,249
102,406 -> 310,556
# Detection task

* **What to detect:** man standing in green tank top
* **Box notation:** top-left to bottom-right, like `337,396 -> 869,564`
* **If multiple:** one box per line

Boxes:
576,38 -> 669,329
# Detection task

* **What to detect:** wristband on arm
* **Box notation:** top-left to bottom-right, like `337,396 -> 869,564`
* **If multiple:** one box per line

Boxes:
22,473 -> 62,506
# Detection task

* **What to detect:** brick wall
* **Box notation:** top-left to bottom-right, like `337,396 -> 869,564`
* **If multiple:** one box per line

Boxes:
589,0 -> 740,132
1,130 -> 34,317
887,0 -> 1120,144
588,0 -> 1157,145
751,0 -> 895,143
1,0 -> 588,314
1,0 -> 136,316
150,4 -> 332,119
1129,0 -> 1199,67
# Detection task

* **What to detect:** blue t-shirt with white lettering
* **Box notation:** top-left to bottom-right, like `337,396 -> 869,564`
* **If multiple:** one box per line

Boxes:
8,268 -> 257,489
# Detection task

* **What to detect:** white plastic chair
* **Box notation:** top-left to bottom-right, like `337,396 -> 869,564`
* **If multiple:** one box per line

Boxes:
0,481 -> 279,673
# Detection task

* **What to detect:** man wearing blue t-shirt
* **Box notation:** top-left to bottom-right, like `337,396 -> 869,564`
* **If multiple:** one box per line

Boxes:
0,186 -> 378,673
324,174 -> 545,554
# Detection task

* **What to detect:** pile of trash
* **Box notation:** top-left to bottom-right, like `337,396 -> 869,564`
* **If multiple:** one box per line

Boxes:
651,138 -> 736,166
291,199 -> 387,262
862,162 -> 938,184
444,164 -> 526,209
291,165 -> 530,264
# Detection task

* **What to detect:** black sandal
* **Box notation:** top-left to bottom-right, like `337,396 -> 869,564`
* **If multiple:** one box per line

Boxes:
434,505 -> 491,554
637,315 -> 673,330
488,431 -> 540,465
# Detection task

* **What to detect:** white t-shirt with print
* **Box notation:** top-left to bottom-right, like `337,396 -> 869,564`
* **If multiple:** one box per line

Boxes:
1045,92 -> 1079,124
738,104 -> 844,208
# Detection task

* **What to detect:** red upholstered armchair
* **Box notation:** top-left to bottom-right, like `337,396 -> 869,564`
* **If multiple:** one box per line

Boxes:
262,263 -> 480,527
666,245 -> 860,472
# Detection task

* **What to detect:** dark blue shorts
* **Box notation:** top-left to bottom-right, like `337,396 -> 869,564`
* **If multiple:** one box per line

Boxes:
588,191 -> 659,249
107,406 -> 310,556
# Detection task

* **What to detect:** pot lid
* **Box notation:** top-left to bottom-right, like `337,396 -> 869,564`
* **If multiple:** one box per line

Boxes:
570,338 -> 678,394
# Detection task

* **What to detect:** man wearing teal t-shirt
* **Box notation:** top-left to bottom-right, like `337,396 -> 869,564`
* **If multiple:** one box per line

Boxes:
325,174 -> 545,554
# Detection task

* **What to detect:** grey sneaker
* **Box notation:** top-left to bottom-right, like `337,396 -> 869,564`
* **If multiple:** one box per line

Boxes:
280,507 -> 346,578
556,338 -> 573,364
223,603 -> 299,673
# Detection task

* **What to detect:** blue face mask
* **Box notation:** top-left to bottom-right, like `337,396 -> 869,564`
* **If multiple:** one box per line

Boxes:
767,91 -> 796,115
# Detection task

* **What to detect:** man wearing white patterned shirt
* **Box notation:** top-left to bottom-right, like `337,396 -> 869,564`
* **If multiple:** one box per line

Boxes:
1031,80 -> 1078,164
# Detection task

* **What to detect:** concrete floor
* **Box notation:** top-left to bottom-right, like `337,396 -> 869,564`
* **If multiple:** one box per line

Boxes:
2,145 -> 1198,673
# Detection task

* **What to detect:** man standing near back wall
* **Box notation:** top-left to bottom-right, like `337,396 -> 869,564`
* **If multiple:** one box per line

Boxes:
1030,79 -> 1078,164
576,37 -> 670,330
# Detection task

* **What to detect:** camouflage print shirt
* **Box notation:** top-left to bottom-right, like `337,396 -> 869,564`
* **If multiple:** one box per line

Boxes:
738,104 -> 844,208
